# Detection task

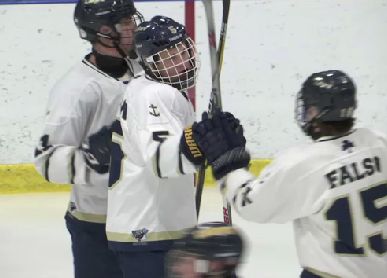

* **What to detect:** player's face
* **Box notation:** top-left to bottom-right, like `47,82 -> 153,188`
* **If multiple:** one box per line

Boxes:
115,17 -> 137,53
155,42 -> 193,81
98,16 -> 137,55
169,255 -> 201,278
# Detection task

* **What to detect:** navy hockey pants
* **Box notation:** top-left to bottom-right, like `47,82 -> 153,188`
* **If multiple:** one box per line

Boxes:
65,212 -> 123,278
114,250 -> 167,278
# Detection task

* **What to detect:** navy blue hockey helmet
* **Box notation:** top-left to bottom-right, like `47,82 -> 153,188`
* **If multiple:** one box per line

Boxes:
167,222 -> 244,277
74,0 -> 142,42
296,70 -> 357,135
135,16 -> 187,57
134,16 -> 200,91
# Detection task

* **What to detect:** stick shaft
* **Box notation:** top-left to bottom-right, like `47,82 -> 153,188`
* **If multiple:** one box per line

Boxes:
197,0 -> 232,225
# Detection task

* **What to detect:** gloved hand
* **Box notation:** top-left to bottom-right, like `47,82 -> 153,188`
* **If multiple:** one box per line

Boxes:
82,126 -> 112,174
181,110 -> 247,167
180,111 -> 229,165
218,111 -> 246,149
194,110 -> 249,179
194,110 -> 246,162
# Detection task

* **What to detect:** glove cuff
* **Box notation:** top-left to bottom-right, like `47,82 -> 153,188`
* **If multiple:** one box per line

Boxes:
180,127 -> 204,165
212,147 -> 250,180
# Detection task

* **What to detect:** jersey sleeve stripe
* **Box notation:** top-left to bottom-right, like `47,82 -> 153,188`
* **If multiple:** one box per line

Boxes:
155,144 -> 163,178
178,149 -> 186,175
44,147 -> 58,182
70,151 -> 76,184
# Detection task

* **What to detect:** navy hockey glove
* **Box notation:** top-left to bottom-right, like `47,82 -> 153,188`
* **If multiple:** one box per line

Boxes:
194,111 -> 246,163
194,111 -> 234,164
218,111 -> 246,149
180,111 -> 230,165
82,126 -> 112,174
192,110 -> 249,179
210,147 -> 251,180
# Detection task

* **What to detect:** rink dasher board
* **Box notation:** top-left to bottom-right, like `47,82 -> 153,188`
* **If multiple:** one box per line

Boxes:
0,160 -> 271,194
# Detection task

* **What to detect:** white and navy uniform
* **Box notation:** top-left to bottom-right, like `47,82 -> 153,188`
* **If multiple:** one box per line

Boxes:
34,55 -> 138,278
223,128 -> 387,278
34,55 -> 130,223
106,73 -> 197,251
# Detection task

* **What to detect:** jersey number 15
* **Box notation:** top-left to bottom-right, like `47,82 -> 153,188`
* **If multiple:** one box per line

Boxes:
326,182 -> 387,255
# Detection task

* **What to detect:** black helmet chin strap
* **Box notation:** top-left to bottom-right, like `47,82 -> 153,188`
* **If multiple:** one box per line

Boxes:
91,30 -> 139,78
95,32 -> 128,58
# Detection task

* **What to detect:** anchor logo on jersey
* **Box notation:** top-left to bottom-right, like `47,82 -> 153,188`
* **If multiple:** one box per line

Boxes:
149,104 -> 160,117
132,228 -> 149,242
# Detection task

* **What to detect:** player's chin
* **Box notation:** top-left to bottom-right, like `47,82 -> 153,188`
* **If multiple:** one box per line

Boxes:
119,42 -> 134,54
177,69 -> 195,81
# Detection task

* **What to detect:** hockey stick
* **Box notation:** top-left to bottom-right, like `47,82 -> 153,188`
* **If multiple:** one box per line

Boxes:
196,0 -> 232,224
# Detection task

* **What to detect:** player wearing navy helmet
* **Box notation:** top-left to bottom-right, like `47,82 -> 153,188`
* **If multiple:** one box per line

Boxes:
34,1 -> 143,277
192,70 -> 387,277
167,222 -> 244,278
105,15 -> 245,278
296,70 -> 357,140
105,15 -> 202,278
74,0 -> 143,75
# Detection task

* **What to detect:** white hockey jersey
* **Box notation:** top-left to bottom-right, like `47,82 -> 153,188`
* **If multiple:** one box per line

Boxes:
34,56 -> 130,223
106,74 -> 197,251
223,128 -> 387,278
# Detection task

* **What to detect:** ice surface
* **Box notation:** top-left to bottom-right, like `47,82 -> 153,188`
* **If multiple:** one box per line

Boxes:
0,187 -> 300,278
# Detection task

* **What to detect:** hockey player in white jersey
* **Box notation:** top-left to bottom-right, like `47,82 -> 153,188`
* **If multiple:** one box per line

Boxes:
105,16 -> 244,278
194,70 -> 387,278
106,16 -> 199,277
33,1 -> 143,277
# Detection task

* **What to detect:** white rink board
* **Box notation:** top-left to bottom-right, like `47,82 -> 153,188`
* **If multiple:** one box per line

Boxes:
1,0 -> 387,163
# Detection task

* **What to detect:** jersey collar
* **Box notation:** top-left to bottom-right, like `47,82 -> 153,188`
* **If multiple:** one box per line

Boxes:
316,129 -> 356,142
